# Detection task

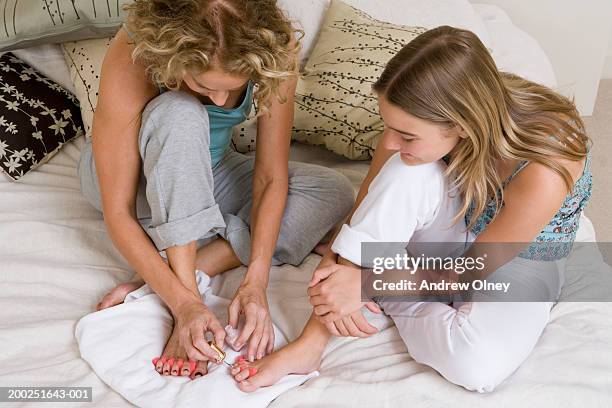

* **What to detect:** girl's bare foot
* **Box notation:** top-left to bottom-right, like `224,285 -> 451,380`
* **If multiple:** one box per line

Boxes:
229,335 -> 324,392
153,324 -> 208,378
96,280 -> 144,311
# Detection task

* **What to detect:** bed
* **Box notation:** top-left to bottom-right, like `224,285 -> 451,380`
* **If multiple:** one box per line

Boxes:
1,4 -> 611,408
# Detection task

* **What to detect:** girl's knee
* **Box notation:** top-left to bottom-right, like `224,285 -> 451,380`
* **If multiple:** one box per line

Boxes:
415,338 -> 520,393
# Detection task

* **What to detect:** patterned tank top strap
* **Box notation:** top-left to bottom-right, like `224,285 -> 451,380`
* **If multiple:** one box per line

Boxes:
502,160 -> 530,188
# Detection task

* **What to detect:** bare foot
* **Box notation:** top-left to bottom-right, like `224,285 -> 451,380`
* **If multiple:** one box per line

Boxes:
230,336 -> 323,392
153,324 -> 208,378
314,242 -> 331,256
96,280 -> 144,311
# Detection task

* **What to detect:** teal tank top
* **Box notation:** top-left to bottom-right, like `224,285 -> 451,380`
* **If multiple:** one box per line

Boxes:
466,153 -> 592,261
158,82 -> 254,167
123,24 -> 252,167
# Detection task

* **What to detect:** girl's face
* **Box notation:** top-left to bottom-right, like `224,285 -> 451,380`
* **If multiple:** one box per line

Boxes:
183,62 -> 250,107
378,96 -> 464,166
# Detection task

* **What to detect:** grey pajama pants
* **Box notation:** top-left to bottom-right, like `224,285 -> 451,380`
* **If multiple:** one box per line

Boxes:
77,91 -> 355,266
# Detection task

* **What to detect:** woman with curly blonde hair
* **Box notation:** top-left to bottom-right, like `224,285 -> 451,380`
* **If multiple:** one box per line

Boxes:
77,0 -> 354,379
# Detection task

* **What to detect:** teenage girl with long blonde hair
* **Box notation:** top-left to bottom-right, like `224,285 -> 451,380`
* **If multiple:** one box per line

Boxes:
230,25 -> 592,393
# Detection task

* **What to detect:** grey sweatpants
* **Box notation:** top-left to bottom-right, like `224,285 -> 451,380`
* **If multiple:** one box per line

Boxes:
78,91 -> 354,266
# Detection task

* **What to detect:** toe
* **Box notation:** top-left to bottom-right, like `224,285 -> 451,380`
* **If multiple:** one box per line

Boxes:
237,373 -> 265,393
191,360 -> 208,379
182,360 -> 196,377
155,356 -> 166,373
168,358 -> 178,375
173,359 -> 184,376
162,359 -> 172,375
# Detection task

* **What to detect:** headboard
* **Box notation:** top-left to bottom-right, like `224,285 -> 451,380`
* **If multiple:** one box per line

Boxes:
470,0 -> 612,116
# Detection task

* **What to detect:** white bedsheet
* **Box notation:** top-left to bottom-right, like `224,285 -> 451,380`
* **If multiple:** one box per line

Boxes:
1,135 -> 611,408
75,271 -> 317,408
1,8 -> 611,408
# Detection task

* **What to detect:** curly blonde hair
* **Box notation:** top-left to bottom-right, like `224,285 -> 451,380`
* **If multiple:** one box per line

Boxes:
373,26 -> 590,229
124,0 -> 302,114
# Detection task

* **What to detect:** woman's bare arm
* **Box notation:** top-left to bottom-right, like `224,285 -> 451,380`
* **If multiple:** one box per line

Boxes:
92,29 -> 201,312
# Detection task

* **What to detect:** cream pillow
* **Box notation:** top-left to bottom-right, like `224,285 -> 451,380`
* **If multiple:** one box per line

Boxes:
61,38 -> 112,138
292,0 -> 426,159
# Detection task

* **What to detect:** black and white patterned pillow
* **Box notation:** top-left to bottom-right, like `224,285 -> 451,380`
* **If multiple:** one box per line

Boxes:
0,52 -> 83,181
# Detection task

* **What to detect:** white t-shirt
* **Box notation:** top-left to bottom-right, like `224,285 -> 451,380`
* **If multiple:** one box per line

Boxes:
331,153 -> 470,266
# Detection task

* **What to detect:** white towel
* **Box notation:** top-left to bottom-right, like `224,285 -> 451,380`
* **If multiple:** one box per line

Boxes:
75,271 -> 318,408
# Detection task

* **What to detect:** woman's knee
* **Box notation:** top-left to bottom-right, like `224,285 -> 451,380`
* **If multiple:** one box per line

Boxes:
273,165 -> 354,265
139,91 -> 211,154
288,163 -> 355,219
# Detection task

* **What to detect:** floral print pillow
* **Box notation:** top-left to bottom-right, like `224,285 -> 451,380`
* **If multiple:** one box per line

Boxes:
0,52 -> 83,181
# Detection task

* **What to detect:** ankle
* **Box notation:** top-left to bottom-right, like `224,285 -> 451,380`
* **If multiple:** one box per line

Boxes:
295,331 -> 328,355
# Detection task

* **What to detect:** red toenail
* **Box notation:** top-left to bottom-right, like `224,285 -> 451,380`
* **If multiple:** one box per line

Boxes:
189,360 -> 196,373
167,358 -> 175,367
152,357 -> 159,366
176,359 -> 184,369
249,367 -> 258,376
237,355 -> 246,363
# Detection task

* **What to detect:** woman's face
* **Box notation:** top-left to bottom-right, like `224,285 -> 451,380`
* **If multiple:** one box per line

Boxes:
378,96 -> 464,166
183,62 -> 249,107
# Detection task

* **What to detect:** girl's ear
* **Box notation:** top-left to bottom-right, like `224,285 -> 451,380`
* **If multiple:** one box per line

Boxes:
454,124 -> 468,139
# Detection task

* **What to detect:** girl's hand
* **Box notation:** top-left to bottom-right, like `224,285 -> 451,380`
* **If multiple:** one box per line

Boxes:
307,263 -> 382,323
173,300 -> 226,362
228,280 -> 274,361
325,309 -> 380,338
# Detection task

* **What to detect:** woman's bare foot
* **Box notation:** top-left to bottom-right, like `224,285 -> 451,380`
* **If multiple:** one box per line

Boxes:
153,324 -> 208,378
96,280 -> 144,311
229,335 -> 324,392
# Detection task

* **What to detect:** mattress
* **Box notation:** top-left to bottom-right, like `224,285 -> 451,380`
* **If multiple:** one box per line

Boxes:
1,6 -> 610,408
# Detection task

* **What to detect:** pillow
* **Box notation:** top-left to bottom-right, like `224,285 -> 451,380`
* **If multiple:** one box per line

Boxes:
291,0 -> 427,159
61,38 -> 112,138
0,52 -> 84,181
10,43 -> 75,94
235,0 -> 491,156
278,0 -> 491,68
0,1 -> 131,51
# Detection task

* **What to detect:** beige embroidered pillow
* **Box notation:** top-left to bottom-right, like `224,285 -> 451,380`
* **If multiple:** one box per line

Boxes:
292,0 -> 427,159
61,37 -> 111,138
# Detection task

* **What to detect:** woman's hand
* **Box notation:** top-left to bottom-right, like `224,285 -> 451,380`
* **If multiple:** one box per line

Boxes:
173,299 -> 226,363
228,279 -> 275,361
307,263 -> 381,326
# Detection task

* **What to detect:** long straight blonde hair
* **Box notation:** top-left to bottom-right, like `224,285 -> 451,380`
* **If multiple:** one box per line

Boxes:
373,25 -> 590,228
